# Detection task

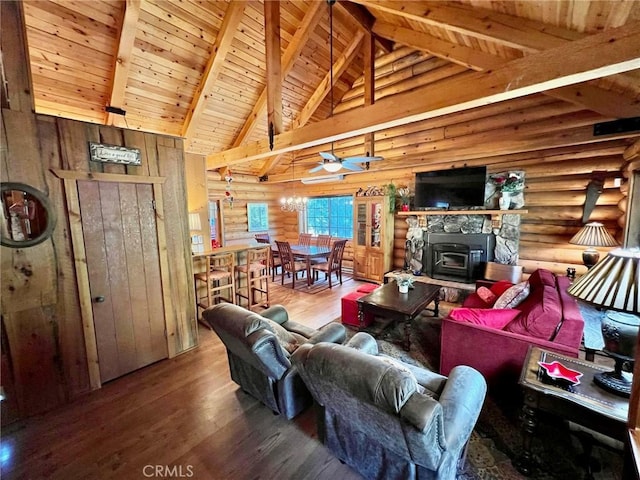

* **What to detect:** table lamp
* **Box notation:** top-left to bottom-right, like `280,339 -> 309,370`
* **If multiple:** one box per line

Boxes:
568,247 -> 640,397
569,222 -> 619,269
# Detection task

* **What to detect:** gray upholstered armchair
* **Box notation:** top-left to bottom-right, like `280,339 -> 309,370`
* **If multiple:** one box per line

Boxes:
291,332 -> 487,480
203,303 -> 346,419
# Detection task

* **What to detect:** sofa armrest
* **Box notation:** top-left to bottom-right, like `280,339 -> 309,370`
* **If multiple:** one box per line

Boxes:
262,304 -> 289,324
437,365 -> 487,452
440,317 -> 579,388
306,322 -> 346,345
345,332 -> 379,354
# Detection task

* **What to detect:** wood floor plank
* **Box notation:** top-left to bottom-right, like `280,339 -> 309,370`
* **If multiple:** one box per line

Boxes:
0,276 -> 367,480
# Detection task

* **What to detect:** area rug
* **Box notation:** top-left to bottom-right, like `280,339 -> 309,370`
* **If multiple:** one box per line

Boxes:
341,314 -> 624,480
270,271 -> 353,294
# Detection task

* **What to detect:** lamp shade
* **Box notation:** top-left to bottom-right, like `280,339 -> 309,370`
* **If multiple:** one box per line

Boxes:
567,248 -> 639,314
569,222 -> 619,247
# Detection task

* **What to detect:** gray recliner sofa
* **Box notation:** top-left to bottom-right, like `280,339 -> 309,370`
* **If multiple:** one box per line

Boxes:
203,303 -> 346,419
292,332 -> 487,480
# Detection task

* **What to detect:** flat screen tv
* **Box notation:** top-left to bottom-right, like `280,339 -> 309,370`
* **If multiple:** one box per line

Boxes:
414,166 -> 487,209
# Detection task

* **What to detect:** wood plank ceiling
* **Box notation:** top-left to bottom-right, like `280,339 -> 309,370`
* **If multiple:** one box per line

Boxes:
18,0 -> 640,181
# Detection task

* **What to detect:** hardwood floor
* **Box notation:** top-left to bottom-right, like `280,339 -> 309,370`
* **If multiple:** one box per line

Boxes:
0,276 -> 366,480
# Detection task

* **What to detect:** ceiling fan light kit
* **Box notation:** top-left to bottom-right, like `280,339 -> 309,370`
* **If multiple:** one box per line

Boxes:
322,162 -> 343,173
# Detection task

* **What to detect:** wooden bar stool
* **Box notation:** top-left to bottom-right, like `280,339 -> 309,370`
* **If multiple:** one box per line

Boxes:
194,252 -> 236,323
235,246 -> 270,311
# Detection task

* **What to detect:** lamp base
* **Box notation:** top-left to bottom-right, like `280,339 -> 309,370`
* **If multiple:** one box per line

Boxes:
593,370 -> 632,398
582,248 -> 600,269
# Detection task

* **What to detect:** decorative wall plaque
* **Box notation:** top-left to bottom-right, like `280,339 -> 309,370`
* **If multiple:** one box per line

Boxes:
89,142 -> 141,165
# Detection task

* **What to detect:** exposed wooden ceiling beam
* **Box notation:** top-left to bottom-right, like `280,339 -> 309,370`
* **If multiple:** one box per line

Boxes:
292,30 -> 364,130
259,29 -> 365,177
359,0 -> 637,105
181,2 -> 246,143
337,1 -> 393,53
229,1 -> 324,149
353,0 -> 579,52
264,0 -> 283,137
373,21 -> 640,118
206,21 -> 640,170
105,0 -> 141,127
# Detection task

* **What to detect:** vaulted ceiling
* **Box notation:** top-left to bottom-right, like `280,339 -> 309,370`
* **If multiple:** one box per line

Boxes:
16,1 -> 640,181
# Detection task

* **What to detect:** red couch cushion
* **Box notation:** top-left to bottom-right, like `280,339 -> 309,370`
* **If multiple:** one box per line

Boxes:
491,280 -> 514,297
462,292 -> 491,308
449,308 -> 520,329
505,284 -> 562,340
462,280 -> 514,308
529,268 -> 556,288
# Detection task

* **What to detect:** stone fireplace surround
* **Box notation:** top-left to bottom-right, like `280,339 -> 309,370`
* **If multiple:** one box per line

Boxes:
418,213 -> 522,282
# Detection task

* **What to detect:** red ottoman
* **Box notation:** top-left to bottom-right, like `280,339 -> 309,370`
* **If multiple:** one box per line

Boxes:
356,283 -> 379,294
341,291 -> 374,327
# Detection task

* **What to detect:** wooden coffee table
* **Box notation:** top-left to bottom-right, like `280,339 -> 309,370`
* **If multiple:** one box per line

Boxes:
356,281 -> 441,351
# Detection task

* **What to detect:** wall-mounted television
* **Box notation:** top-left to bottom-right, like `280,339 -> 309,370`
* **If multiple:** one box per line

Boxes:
414,166 -> 487,209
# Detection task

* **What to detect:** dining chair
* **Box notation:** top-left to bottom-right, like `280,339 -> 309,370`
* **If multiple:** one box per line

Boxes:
275,240 -> 308,289
313,234 -> 333,264
298,233 -> 313,246
194,252 -> 236,325
316,234 -> 332,249
255,233 -> 281,279
235,246 -> 270,311
312,239 -> 347,288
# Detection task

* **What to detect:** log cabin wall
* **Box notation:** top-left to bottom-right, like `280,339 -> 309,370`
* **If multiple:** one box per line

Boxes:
1,1 -> 196,424
203,137 -> 628,281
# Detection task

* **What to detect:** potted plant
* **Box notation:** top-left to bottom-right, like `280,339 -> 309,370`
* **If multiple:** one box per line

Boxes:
397,186 -> 411,211
491,172 -> 524,210
396,273 -> 414,293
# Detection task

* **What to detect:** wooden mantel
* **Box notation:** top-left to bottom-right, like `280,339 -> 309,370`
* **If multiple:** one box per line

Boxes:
397,209 -> 529,232
397,209 -> 529,216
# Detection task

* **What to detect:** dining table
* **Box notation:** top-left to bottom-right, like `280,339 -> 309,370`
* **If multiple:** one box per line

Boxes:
271,243 -> 332,287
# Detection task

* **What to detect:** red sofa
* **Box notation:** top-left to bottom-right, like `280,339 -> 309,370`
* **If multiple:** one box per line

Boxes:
440,269 -> 584,389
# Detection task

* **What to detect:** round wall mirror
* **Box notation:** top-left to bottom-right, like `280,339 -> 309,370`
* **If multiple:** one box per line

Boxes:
1,182 -> 57,248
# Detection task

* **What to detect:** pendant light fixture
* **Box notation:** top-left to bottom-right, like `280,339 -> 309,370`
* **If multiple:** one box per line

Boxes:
280,153 -> 307,212
308,0 -> 383,174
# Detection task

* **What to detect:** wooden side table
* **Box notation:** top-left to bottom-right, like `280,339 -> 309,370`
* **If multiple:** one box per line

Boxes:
515,346 -> 628,477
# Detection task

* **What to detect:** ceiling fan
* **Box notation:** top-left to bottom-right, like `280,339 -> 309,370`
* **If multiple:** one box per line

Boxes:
310,151 -> 383,173
309,0 -> 383,174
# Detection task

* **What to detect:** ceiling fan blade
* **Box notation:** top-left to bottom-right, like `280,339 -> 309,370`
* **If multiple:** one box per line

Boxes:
319,151 -> 339,161
342,163 -> 363,172
309,165 -> 325,173
343,155 -> 384,163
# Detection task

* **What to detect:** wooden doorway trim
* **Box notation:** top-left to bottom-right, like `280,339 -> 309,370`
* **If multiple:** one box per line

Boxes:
51,169 -> 175,390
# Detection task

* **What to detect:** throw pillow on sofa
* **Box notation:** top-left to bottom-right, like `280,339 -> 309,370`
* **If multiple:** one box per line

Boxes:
476,286 -> 497,306
449,308 -> 520,329
494,281 -> 530,309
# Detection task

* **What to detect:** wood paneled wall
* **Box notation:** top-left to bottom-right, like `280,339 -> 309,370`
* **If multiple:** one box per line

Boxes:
200,136 -> 628,280
1,1 -> 195,424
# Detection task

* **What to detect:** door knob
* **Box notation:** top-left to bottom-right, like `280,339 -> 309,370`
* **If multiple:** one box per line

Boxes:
94,295 -> 105,303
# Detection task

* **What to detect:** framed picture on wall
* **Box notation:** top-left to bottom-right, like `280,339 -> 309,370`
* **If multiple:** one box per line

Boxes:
247,203 -> 269,232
